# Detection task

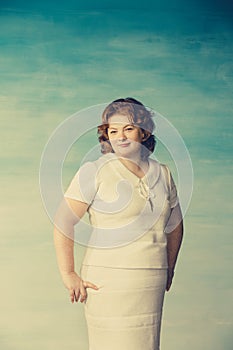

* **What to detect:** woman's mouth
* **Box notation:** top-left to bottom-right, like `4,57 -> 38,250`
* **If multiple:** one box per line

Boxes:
118,142 -> 130,147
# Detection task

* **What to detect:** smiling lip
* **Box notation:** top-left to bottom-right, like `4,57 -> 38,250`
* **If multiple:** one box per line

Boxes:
118,143 -> 130,147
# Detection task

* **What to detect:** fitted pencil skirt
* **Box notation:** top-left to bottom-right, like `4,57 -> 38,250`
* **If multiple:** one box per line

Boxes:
80,264 -> 167,350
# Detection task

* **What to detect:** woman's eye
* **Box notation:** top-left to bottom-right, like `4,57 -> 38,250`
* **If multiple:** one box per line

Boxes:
125,127 -> 134,131
109,130 -> 117,134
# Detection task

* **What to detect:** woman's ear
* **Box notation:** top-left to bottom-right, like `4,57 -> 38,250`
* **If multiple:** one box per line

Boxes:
141,130 -> 150,142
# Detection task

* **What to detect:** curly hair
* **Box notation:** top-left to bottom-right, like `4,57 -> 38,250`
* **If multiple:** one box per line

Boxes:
98,97 -> 156,160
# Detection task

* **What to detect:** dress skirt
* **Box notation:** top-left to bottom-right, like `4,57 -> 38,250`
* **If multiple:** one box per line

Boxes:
80,264 -> 167,350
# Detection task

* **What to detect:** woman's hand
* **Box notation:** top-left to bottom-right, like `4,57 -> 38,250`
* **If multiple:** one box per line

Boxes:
62,271 -> 99,303
166,268 -> 174,292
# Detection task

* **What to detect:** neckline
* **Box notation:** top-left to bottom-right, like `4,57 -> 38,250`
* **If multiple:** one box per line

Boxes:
117,157 -> 150,180
102,153 -> 161,187
105,153 -> 151,181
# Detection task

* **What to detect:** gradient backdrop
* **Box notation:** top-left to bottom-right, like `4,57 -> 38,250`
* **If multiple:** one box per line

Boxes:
1,1 -> 232,349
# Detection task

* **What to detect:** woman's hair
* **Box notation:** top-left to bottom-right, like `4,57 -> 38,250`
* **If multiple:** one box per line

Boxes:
98,97 -> 156,160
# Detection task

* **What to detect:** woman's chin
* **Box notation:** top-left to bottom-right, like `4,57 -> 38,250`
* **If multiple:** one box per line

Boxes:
115,149 -> 140,159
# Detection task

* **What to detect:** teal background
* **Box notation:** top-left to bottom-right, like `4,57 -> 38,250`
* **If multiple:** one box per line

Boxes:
1,1 -> 232,349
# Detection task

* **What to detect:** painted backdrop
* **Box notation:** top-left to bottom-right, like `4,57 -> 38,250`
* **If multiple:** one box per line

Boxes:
1,1 -> 232,349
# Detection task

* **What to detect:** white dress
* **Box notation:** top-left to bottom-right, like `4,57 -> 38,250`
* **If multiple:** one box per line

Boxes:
64,153 -> 182,350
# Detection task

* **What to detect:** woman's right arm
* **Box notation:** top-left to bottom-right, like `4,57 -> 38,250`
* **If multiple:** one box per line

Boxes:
53,197 -> 99,303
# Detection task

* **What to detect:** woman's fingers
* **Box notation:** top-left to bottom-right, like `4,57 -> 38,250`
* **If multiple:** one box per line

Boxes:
70,288 -> 79,303
82,280 -> 99,290
79,280 -> 99,303
79,281 -> 87,303
69,280 -> 99,303
74,289 -> 80,302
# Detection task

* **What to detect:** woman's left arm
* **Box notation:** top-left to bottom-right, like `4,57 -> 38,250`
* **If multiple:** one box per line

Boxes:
166,208 -> 184,292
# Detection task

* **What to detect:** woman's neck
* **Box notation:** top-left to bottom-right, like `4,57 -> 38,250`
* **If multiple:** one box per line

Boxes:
118,156 -> 149,179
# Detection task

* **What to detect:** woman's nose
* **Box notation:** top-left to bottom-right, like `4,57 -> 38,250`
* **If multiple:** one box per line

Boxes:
118,129 -> 126,140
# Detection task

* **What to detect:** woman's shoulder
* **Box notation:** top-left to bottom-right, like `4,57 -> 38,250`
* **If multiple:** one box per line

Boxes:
149,157 -> 167,171
148,158 -> 171,188
78,153 -> 115,174
149,157 -> 171,172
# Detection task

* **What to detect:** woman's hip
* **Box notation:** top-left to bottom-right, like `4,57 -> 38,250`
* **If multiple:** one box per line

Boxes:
80,264 -> 167,321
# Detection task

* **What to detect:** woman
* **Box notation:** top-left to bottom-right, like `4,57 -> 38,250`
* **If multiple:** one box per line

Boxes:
53,97 -> 184,350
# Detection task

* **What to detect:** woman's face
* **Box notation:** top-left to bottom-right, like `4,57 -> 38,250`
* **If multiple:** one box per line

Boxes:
107,114 -> 143,158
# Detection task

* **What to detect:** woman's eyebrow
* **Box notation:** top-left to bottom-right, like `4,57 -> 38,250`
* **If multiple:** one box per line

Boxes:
108,124 -> 133,129
123,124 -> 134,129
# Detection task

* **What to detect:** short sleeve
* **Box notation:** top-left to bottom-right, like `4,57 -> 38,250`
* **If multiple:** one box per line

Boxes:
164,202 -> 183,233
169,171 -> 179,208
64,161 -> 98,205
161,164 -> 179,209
